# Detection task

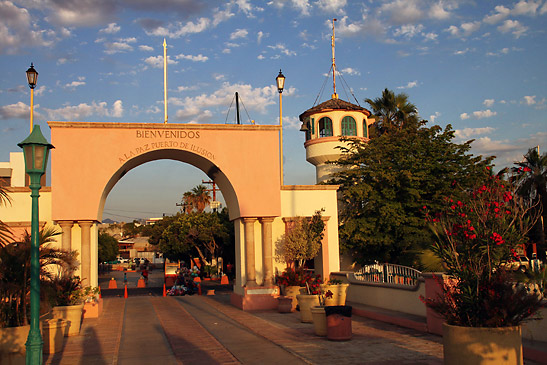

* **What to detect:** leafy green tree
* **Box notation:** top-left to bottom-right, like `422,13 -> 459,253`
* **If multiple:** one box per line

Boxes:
98,232 -> 119,263
365,88 -> 420,136
512,147 -> 546,250
275,210 -> 325,268
331,123 -> 492,266
122,221 -> 139,238
159,212 -> 231,264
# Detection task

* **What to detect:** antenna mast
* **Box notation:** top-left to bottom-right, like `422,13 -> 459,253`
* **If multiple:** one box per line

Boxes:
163,38 -> 168,124
331,18 -> 338,99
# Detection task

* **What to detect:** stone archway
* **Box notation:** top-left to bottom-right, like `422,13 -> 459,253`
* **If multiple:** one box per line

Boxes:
49,122 -> 281,286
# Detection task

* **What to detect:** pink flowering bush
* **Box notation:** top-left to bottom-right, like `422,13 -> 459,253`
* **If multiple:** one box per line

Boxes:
421,172 -> 542,327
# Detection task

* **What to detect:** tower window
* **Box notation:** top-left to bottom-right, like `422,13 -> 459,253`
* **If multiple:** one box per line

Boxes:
319,117 -> 333,137
363,119 -> 368,138
341,116 -> 357,136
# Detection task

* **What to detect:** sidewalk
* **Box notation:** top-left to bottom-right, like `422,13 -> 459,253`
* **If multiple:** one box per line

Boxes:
44,291 -> 446,365
42,288 -> 547,364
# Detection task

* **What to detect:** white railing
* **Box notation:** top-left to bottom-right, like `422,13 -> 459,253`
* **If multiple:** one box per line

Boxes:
354,263 -> 422,286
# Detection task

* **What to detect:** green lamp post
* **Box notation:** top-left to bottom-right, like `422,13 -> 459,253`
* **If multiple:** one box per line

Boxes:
18,125 -> 54,365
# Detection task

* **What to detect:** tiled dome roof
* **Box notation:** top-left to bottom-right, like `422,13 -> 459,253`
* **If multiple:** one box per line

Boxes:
299,98 -> 371,121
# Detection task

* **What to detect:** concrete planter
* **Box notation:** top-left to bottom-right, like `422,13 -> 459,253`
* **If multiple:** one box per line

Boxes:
42,319 -> 67,354
284,286 -> 305,311
0,324 -> 30,364
311,306 -> 327,336
321,284 -> 349,306
443,323 -> 522,365
296,294 -> 320,323
52,303 -> 84,336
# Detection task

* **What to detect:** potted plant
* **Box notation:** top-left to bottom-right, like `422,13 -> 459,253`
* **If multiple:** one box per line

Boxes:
321,278 -> 350,306
0,225 -> 76,361
275,210 -> 325,312
296,273 -> 323,322
311,288 -> 334,336
49,273 -> 86,336
421,173 -> 543,364
275,267 -> 306,312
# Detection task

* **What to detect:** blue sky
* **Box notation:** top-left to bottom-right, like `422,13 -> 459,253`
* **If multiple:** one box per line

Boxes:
1,0 -> 546,221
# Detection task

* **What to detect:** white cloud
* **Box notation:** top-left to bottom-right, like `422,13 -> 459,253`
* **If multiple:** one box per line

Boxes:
111,100 -> 123,118
43,100 -> 123,120
454,127 -> 495,139
473,109 -> 497,119
139,45 -> 154,52
460,113 -> 470,120
483,99 -> 495,107
486,47 -> 510,56
334,15 -> 387,40
429,1 -> 453,20
267,43 -> 296,56
104,41 -> 134,54
46,0 -> 116,27
512,0 -> 542,16
257,54 -> 265,60
429,111 -> 441,123
175,53 -> 209,62
380,0 -> 423,25
393,24 -> 424,38
497,19 -> 528,38
235,0 -> 264,17
269,0 -> 312,16
396,80 -> 418,89
144,55 -> 178,68
446,21 -> 480,38
172,81 -> 295,123
340,67 -> 360,76
316,0 -> 346,13
257,31 -> 265,44
454,48 -> 470,55
483,5 -> 511,24
0,1 -> 56,54
65,81 -> 86,88
0,101 -> 33,119
100,23 -> 121,34
142,7 -> 234,38
230,28 -> 248,40
523,95 -> 536,105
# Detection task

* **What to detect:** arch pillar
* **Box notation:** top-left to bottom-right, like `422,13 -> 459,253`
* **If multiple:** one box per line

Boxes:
58,220 -> 74,252
243,217 -> 257,287
259,217 -> 275,286
78,220 -> 94,286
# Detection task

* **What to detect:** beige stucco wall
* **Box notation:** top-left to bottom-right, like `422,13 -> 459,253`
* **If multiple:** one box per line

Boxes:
0,152 -> 26,187
343,273 -> 428,318
49,122 -> 282,222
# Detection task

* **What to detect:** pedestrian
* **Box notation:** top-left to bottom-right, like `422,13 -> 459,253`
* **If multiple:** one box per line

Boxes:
141,267 -> 149,284
123,272 -> 127,284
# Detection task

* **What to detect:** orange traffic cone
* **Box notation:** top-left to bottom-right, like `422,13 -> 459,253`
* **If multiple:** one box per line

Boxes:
198,283 -> 202,296
124,284 -> 128,299
163,284 -> 167,297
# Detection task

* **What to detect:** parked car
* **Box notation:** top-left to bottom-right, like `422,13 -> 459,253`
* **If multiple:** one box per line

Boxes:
506,255 -> 530,272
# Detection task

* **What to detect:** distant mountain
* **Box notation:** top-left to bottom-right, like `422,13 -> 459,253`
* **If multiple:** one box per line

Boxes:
102,218 -> 117,224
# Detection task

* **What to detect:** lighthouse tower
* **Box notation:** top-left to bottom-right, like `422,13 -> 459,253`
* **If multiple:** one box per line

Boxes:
299,20 -> 374,184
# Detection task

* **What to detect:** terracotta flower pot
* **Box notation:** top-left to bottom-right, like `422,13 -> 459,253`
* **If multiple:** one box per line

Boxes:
277,296 -> 294,313
443,323 -> 522,365
296,294 -> 320,323
325,305 -> 352,341
311,306 -> 327,336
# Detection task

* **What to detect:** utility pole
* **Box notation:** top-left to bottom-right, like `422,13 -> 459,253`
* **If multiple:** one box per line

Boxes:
202,180 -> 221,211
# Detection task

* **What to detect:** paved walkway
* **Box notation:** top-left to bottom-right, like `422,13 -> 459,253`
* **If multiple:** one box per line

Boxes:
44,291 -> 446,365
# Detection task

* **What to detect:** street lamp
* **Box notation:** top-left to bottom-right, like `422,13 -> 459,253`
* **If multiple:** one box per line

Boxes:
26,63 -> 38,133
276,70 -> 285,185
18,125 -> 54,365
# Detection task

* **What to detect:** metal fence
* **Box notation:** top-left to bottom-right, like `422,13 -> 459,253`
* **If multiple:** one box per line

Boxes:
354,263 -> 422,286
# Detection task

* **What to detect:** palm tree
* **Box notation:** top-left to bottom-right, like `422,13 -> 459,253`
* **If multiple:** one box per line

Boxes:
365,88 -> 420,136
512,147 -> 547,248
0,225 -> 77,327
182,191 -> 194,214
0,182 -> 13,247
191,185 -> 212,213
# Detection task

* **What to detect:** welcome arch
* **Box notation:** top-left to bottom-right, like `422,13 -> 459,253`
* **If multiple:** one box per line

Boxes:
49,121 -> 340,309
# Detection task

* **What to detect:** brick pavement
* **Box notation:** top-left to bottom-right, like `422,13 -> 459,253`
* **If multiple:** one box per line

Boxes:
43,293 -> 447,364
